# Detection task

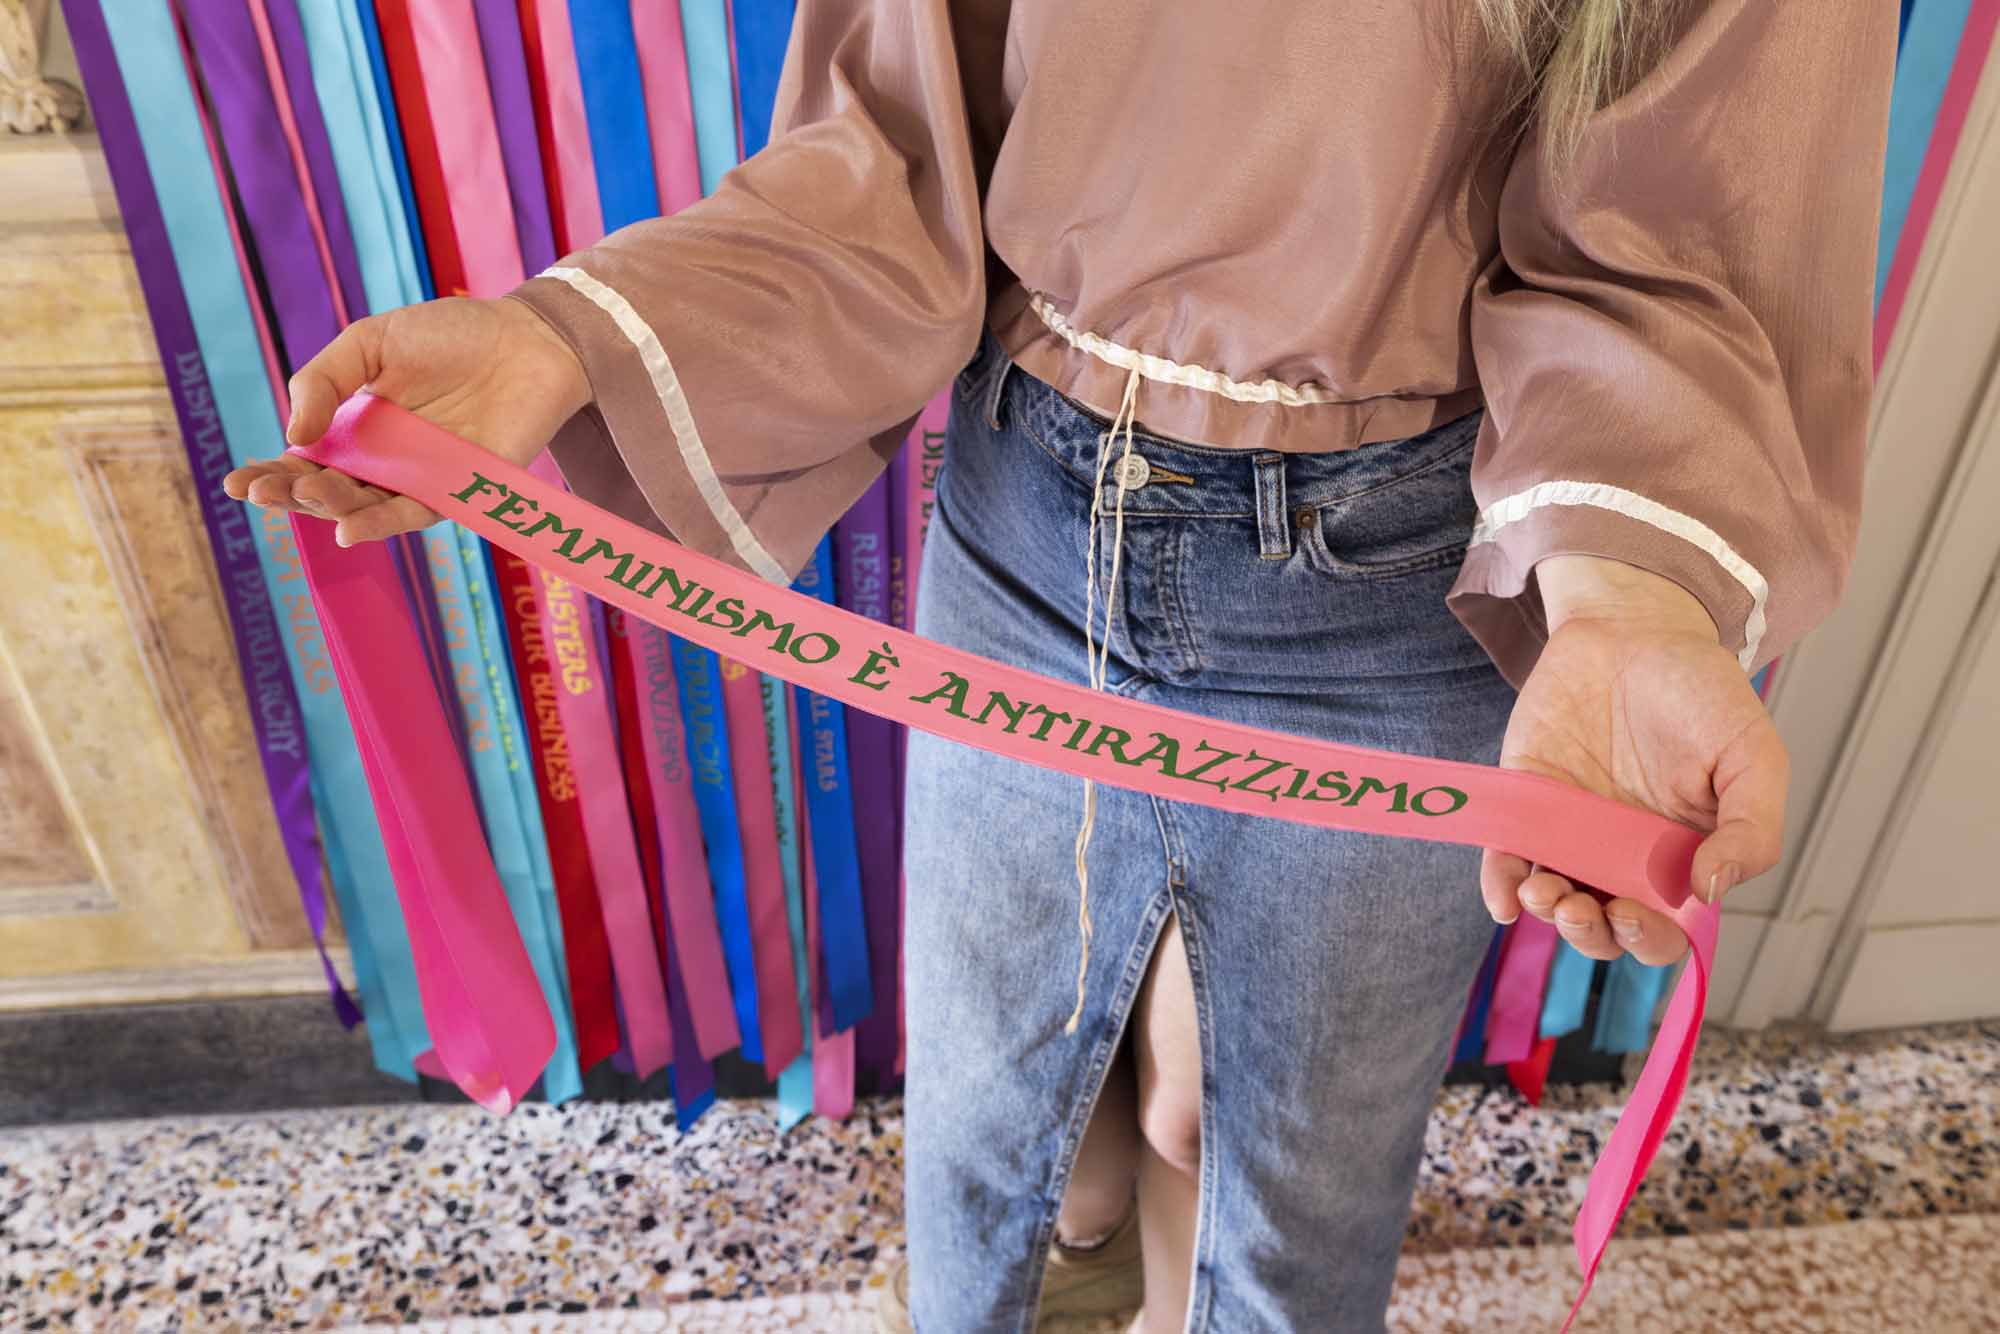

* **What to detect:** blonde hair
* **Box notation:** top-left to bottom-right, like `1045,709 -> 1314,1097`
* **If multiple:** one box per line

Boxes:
1474,0 -> 1690,172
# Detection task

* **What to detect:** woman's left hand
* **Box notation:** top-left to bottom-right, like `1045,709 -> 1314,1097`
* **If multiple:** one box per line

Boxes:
1478,555 -> 1789,963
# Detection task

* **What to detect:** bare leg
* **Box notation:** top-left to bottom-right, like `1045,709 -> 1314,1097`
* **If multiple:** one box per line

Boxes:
1056,1038 -> 1141,1245
1133,912 -> 1203,1333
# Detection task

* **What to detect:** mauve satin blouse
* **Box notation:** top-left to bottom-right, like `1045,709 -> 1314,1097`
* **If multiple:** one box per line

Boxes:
512,0 -> 1897,687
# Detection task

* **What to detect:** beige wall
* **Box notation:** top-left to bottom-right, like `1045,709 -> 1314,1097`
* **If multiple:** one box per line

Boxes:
0,130 -> 351,1009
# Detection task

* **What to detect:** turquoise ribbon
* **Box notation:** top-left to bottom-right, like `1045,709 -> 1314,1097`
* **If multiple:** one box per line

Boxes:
1877,0 -> 1976,301
292,0 -> 403,317
679,0 -> 738,195
763,675 -> 814,1129
351,0 -> 434,300
1538,940 -> 1598,1041
100,0 -> 427,1077
1593,954 -> 1675,1055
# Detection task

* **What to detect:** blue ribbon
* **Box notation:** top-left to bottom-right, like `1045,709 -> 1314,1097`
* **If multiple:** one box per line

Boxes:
673,638 -> 765,1064
793,539 -> 875,1033
567,0 -> 662,228
96,0 -> 428,1078
725,0 -> 821,1110
731,0 -> 796,158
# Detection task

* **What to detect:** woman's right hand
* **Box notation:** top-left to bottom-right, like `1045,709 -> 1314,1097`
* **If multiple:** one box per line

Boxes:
222,296 -> 590,546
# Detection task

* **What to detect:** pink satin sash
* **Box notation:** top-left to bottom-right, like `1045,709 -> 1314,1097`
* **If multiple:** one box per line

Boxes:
301,394 -> 1719,1328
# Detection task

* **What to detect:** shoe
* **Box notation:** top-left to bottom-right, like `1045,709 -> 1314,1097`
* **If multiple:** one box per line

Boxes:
873,1209 -> 1144,1332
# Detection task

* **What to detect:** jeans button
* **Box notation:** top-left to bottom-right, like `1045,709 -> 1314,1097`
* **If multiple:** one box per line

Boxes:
1113,452 -> 1152,491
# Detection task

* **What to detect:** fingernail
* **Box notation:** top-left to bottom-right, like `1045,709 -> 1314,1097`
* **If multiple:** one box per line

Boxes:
285,406 -> 298,443
1608,913 -> 1642,945
334,529 -> 351,549
1494,910 -> 1520,926
1706,862 -> 1742,905
300,498 -> 326,514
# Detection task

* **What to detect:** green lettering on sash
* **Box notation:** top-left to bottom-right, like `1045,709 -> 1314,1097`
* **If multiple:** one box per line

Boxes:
1025,705 -> 1072,741
452,473 -> 508,505
1303,769 -> 1352,803
1133,732 -> 1183,777
1344,776 -> 1409,812
697,596 -> 747,631
522,510 -> 587,558
1411,785 -> 1468,816
789,632 -> 839,665
734,609 -> 796,655
487,492 -> 539,529
1083,725 -> 1136,765
909,671 -> 973,718
975,690 -> 1032,732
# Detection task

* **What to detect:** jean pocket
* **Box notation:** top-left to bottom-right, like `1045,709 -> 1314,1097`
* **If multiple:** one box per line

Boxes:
1296,428 -> 1479,580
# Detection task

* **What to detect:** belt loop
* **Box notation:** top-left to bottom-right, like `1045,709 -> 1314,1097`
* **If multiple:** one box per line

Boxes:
984,338 -> 1015,431
1253,453 -> 1290,559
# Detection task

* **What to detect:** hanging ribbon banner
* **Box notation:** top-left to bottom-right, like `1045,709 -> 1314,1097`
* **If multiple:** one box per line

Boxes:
298,391 -> 1716,1328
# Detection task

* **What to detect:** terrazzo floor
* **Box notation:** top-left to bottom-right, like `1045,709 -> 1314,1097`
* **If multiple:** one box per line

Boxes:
4,1022 -> 1995,1332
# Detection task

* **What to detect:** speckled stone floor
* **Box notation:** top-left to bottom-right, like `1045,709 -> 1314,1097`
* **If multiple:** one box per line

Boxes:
4,1022 -> 1995,1331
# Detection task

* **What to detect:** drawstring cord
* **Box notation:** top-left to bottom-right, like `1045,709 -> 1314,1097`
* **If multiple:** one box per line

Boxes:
1065,364 -> 1144,1035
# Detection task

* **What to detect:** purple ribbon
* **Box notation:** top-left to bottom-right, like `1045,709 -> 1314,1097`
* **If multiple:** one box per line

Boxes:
471,0 -> 560,273
65,0 -> 357,1024
835,476 -> 900,1078
178,1 -> 343,369
183,0 -> 470,774
259,0 -> 368,322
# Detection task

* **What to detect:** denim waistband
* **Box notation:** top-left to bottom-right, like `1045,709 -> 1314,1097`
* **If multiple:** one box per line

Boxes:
964,326 -> 1483,523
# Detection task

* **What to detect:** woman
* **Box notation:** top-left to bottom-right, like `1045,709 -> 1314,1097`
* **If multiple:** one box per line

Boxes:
228,1 -> 1894,1329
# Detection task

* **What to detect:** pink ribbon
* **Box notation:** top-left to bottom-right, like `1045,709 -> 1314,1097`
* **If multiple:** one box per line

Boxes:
630,0 -> 704,215
1484,913 -> 1561,1066
720,660 -> 806,1077
300,394 -> 1719,1326
402,1 -> 529,300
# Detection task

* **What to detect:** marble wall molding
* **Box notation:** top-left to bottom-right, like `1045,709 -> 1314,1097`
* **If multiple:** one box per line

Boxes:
59,421 -> 312,949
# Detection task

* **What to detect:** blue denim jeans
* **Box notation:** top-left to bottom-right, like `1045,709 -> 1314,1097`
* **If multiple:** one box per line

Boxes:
902,330 -> 1518,1332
